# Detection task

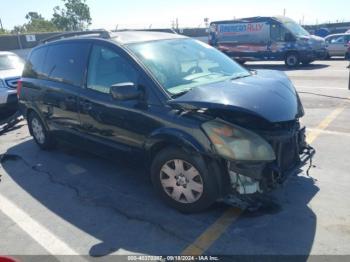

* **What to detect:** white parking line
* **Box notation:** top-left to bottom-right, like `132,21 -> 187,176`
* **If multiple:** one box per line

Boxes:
0,194 -> 79,255
307,128 -> 350,137
296,86 -> 348,91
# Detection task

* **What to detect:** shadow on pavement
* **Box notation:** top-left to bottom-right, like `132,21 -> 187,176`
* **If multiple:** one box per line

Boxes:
1,137 -> 319,257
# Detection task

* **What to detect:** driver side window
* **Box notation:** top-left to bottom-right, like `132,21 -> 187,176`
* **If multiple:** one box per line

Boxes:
87,45 -> 138,94
331,36 -> 345,44
270,24 -> 286,42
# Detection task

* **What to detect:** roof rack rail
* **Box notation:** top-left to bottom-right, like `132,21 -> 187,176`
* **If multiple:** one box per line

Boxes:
40,30 -> 111,44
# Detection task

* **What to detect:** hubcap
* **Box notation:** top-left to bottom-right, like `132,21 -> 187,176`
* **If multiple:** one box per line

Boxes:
160,159 -> 204,204
31,118 -> 45,144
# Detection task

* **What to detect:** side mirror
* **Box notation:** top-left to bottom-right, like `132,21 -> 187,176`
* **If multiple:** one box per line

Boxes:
284,32 -> 295,42
110,82 -> 142,101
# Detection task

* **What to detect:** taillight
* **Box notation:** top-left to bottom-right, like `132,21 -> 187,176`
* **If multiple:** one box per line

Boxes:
17,79 -> 23,99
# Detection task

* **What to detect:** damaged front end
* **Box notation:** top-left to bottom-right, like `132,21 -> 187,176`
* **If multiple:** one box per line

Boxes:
202,118 -> 315,209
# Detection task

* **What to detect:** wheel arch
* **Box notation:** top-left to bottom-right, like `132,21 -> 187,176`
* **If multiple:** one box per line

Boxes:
25,107 -> 49,135
284,50 -> 299,59
144,128 -> 208,163
145,128 -> 231,198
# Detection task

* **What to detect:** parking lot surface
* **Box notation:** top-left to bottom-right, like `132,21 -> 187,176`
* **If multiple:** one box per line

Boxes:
0,59 -> 350,259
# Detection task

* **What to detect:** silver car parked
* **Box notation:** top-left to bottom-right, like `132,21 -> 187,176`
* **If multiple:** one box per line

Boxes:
0,52 -> 24,117
325,33 -> 350,58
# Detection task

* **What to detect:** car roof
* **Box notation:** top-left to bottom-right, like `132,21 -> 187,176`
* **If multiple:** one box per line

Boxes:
325,33 -> 350,38
40,30 -> 188,47
0,51 -> 17,56
210,16 -> 279,24
110,31 -> 187,44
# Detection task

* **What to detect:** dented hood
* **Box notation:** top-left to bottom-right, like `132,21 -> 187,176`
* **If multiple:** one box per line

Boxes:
169,70 -> 302,123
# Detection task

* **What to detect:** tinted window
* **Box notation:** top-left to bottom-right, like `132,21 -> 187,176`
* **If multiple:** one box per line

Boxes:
23,47 -> 47,78
87,45 -> 138,94
43,43 -> 90,86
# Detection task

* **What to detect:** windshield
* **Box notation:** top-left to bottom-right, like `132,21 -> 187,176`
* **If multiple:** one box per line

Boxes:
282,20 -> 310,37
0,54 -> 24,70
127,38 -> 250,96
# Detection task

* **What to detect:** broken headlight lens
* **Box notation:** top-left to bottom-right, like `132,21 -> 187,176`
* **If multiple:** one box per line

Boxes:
202,120 -> 276,161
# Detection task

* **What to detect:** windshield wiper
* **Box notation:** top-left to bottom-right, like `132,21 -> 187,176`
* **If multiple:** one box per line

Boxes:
231,74 -> 251,80
171,89 -> 192,98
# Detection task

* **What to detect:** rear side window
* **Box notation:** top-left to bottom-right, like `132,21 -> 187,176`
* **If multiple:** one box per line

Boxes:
43,43 -> 90,86
23,47 -> 47,78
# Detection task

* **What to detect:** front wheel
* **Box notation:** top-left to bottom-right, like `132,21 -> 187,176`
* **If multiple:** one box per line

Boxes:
151,147 -> 219,213
285,53 -> 300,67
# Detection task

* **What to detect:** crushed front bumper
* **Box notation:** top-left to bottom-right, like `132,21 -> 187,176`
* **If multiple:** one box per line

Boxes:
227,126 -> 316,195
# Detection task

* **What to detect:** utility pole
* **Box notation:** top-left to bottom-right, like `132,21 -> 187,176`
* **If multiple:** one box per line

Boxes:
0,18 -> 3,31
283,8 -> 286,17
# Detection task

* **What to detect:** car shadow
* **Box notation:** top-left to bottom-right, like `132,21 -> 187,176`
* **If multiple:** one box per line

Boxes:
0,137 -> 319,258
245,63 -> 330,71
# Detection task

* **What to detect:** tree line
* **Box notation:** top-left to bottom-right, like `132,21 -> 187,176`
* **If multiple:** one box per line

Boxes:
0,0 -> 91,34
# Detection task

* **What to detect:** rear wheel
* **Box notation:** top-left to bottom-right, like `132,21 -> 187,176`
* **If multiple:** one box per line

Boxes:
28,112 -> 55,150
151,147 -> 219,213
285,52 -> 300,67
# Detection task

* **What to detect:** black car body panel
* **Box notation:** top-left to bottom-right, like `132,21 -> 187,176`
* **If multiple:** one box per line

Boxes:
169,69 -> 302,123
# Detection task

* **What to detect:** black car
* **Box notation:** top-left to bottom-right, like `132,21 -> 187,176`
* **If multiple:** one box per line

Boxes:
18,30 -> 314,213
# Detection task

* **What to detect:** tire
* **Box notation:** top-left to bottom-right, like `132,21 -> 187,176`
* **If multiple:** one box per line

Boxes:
151,147 -> 219,213
237,60 -> 246,65
285,52 -> 300,67
28,112 -> 55,150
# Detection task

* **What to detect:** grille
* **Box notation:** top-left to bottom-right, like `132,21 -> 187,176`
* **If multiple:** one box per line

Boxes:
5,77 -> 20,89
271,136 -> 299,172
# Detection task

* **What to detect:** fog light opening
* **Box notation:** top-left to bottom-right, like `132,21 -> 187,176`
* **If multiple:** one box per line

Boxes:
229,171 -> 261,194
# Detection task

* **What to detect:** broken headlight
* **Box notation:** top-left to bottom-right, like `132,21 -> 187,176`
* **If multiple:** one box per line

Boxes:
202,120 -> 276,161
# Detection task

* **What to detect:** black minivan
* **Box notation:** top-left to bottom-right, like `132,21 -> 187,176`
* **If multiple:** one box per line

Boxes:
18,30 -> 314,213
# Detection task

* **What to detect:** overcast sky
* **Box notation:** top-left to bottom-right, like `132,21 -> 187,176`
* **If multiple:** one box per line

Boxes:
0,0 -> 349,30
